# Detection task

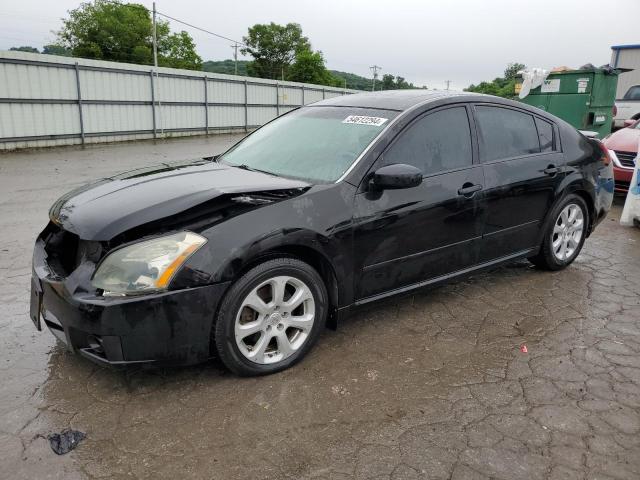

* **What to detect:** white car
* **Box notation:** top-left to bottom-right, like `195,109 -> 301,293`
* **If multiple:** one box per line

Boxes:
614,85 -> 640,128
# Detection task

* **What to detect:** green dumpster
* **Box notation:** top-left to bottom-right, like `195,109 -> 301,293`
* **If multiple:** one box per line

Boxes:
516,69 -> 620,138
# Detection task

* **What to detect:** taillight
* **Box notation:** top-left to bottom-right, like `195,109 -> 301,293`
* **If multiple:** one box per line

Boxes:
612,105 -> 618,117
597,141 -> 611,166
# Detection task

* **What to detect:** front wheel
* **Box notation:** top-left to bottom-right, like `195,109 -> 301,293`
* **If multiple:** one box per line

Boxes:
529,194 -> 589,270
214,257 -> 328,376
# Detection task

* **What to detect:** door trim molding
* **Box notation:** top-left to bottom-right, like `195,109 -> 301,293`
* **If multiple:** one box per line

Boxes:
355,248 -> 534,305
362,235 -> 480,272
483,219 -> 539,238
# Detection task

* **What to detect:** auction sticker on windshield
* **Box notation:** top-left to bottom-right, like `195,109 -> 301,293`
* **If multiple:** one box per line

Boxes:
342,115 -> 388,126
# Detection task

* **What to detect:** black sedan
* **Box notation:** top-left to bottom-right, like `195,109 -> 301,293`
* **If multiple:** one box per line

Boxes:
30,90 -> 614,375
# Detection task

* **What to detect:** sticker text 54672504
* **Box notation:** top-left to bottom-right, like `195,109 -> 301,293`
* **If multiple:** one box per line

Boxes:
342,115 -> 389,126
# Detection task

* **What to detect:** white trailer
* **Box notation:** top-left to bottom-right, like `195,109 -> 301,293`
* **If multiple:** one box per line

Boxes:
611,44 -> 640,128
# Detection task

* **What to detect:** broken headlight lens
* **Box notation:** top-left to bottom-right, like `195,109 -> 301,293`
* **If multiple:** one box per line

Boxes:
92,232 -> 207,296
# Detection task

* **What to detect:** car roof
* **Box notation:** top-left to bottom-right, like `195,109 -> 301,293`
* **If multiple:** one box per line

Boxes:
310,89 -> 490,112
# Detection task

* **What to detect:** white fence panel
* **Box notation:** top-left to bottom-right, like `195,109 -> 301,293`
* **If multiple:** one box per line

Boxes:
0,103 -> 80,137
160,105 -> 205,130
83,104 -> 153,133
280,86 -> 302,106
0,50 -> 358,150
208,80 -> 244,104
208,106 -> 244,128
303,89 -> 324,104
158,76 -> 204,103
0,62 -> 77,100
81,69 -> 151,102
247,84 -> 277,105
248,106 -> 278,126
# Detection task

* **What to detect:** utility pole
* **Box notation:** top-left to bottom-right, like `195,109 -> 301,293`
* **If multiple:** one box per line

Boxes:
370,65 -> 381,92
152,2 -> 162,135
445,80 -> 452,90
152,2 -> 158,68
231,42 -> 239,75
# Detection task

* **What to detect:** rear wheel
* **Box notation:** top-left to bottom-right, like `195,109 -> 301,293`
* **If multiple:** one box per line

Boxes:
214,257 -> 327,376
529,194 -> 589,270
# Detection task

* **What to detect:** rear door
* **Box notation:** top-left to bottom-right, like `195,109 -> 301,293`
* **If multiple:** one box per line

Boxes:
472,104 -> 565,261
352,105 -> 485,300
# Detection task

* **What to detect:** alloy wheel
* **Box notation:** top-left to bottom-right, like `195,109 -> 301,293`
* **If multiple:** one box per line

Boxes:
234,275 -> 315,364
551,203 -> 584,261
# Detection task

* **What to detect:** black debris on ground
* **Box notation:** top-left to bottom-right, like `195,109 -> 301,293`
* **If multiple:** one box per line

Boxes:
47,429 -> 86,455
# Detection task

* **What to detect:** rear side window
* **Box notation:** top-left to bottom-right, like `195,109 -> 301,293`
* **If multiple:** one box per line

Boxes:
535,117 -> 554,152
475,106 -> 541,162
623,86 -> 640,100
382,106 -> 473,175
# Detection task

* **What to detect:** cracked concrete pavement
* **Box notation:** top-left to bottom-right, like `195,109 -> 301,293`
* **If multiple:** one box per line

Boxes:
1,135 -> 640,480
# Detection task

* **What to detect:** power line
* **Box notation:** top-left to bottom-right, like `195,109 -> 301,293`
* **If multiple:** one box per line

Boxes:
155,10 -> 246,47
370,65 -> 381,92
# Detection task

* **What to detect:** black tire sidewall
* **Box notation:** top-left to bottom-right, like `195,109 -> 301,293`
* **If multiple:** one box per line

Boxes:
214,258 -> 328,376
541,194 -> 589,269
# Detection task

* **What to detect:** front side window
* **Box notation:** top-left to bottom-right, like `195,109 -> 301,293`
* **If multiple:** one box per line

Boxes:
475,106 -> 541,162
219,106 -> 398,183
623,86 -> 640,100
381,106 -> 473,176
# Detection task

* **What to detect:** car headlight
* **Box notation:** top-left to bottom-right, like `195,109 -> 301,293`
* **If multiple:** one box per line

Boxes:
92,231 -> 207,296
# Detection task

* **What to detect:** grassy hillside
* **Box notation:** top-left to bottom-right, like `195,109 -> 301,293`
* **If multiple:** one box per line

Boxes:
202,59 -> 373,91
202,59 -> 249,76
329,70 -> 372,91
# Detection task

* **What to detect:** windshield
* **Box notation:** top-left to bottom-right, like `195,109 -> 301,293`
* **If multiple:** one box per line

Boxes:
219,106 -> 398,183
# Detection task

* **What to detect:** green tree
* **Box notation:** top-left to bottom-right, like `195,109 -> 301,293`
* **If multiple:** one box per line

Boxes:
395,76 -> 413,89
379,74 -> 417,90
381,74 -> 395,90
241,22 -> 311,79
9,46 -> 39,53
158,31 -> 202,70
55,0 -> 201,69
287,49 -> 339,86
465,62 -> 526,98
42,44 -> 71,56
504,62 -> 526,80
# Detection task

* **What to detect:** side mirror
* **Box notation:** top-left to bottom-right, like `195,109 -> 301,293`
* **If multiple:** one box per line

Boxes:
624,119 -> 636,128
370,164 -> 423,190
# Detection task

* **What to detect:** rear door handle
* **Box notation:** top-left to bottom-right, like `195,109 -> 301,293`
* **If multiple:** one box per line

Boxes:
457,183 -> 482,197
543,165 -> 560,176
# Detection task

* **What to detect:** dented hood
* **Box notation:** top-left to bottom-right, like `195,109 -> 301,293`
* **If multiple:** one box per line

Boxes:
50,159 -> 310,241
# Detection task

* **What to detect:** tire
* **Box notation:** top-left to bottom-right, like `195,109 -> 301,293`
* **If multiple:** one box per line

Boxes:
528,194 -> 589,271
214,257 -> 328,376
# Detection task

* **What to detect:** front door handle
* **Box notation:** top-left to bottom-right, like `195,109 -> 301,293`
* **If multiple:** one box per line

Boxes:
543,164 -> 560,176
457,183 -> 482,197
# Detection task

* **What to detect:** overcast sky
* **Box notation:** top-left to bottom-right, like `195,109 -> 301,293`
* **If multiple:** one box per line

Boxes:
1,0 -> 638,89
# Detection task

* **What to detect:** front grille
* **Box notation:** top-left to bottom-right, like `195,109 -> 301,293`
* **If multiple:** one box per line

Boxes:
615,179 -> 630,191
615,151 -> 637,169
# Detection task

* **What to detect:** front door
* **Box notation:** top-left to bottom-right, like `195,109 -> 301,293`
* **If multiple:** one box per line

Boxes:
352,105 -> 486,301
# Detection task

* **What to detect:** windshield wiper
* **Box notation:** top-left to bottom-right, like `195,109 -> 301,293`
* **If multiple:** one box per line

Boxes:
234,164 -> 280,177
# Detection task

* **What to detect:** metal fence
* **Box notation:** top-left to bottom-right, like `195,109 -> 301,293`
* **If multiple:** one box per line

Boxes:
0,51 -> 358,150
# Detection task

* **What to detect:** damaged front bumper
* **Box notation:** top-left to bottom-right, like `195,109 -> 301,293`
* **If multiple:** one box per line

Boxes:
30,238 -> 230,367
